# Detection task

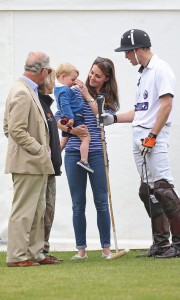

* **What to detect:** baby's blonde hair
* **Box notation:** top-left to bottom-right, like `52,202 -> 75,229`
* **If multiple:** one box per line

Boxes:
56,63 -> 79,79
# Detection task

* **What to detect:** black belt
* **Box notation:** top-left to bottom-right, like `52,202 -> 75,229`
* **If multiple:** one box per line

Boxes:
137,125 -> 151,129
137,123 -> 171,129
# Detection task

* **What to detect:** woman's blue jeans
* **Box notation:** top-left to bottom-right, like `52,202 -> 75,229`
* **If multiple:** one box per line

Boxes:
65,150 -> 111,249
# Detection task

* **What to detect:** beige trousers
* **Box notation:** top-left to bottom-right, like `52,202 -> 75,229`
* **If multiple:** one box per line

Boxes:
7,173 -> 48,263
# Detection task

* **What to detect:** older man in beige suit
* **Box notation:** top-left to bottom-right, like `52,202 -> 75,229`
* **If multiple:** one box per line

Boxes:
4,52 -> 61,267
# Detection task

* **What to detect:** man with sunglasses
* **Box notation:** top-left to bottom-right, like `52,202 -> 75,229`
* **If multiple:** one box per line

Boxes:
102,29 -> 180,258
3,52 -> 61,266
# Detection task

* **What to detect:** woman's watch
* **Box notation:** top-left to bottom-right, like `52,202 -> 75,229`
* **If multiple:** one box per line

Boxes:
86,98 -> 95,103
67,126 -> 72,133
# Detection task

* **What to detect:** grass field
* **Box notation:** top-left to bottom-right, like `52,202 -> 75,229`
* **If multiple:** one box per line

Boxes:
0,250 -> 179,300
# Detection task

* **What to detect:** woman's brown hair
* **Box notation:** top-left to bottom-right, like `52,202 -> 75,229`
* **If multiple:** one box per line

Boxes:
85,57 -> 120,112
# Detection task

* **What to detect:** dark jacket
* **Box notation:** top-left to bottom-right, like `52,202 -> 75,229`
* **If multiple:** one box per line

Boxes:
39,93 -> 62,176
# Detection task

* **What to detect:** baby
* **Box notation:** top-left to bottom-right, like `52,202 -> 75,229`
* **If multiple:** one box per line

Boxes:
54,63 -> 94,173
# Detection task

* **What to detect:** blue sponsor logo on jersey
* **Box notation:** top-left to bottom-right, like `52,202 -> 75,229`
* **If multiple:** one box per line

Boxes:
135,102 -> 149,111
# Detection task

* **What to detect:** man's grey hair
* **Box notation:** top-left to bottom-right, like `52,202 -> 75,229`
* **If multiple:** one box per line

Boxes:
24,51 -> 50,73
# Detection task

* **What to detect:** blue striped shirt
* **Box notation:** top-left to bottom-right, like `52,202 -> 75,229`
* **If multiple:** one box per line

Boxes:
55,89 -> 114,152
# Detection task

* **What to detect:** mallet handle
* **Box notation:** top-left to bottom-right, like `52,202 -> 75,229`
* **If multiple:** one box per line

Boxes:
96,95 -> 104,127
96,95 -> 119,253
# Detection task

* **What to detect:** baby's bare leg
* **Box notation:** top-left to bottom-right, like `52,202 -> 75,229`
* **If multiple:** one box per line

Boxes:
60,137 -> 69,151
79,134 -> 91,162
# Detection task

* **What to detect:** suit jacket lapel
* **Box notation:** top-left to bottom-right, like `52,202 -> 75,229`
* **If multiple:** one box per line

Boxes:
18,78 -> 48,129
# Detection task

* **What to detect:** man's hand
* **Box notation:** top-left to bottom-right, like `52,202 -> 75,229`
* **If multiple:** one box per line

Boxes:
100,113 -> 115,126
140,133 -> 157,156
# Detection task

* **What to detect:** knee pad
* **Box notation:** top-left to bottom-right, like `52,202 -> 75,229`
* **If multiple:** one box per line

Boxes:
139,182 -> 163,218
154,179 -> 180,218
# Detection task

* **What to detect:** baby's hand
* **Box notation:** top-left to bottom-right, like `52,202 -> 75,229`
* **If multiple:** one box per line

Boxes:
67,118 -> 74,127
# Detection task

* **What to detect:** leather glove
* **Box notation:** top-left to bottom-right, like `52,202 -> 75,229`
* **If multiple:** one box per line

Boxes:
100,113 -> 117,126
140,132 -> 157,156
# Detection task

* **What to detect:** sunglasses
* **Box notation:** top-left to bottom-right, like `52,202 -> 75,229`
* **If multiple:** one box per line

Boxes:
124,49 -> 136,55
41,68 -> 52,74
94,56 -> 112,71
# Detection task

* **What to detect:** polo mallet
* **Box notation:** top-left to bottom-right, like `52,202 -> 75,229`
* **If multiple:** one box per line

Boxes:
96,95 -> 129,259
141,153 -> 154,243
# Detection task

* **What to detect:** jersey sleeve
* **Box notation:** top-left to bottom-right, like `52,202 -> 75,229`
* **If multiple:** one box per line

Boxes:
156,63 -> 176,98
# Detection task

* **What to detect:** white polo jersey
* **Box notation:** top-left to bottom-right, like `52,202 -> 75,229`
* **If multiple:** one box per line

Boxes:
132,54 -> 176,128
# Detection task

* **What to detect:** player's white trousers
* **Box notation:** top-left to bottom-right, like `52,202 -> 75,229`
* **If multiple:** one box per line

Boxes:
132,125 -> 174,188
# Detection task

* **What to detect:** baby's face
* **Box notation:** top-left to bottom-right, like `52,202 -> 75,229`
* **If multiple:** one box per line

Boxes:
63,70 -> 78,87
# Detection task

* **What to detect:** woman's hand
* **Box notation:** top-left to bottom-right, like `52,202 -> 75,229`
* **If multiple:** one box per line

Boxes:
57,120 -> 89,137
72,125 -> 89,137
75,79 -> 92,100
75,79 -> 98,116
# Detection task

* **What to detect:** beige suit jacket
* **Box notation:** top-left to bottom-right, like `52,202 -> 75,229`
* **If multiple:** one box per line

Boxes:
3,78 -> 55,175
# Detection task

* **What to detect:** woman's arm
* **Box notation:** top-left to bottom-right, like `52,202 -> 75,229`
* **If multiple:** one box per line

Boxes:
75,79 -> 99,116
57,118 -> 89,137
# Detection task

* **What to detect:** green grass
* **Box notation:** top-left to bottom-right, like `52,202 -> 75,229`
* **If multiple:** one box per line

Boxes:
0,250 -> 180,300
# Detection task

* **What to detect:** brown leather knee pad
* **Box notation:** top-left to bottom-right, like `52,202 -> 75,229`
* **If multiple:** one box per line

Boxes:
139,182 -> 164,218
154,179 -> 180,218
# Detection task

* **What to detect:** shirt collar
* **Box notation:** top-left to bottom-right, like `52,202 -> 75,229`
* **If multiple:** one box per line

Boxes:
138,54 -> 158,73
55,83 -> 65,87
21,75 -> 38,93
146,54 -> 158,69
138,65 -> 144,73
